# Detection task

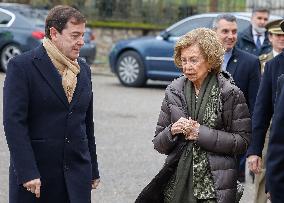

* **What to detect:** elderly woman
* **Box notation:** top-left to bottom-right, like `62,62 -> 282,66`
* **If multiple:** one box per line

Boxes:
138,28 -> 251,203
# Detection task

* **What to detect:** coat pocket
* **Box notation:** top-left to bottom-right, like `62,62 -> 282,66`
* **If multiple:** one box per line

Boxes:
31,138 -> 46,143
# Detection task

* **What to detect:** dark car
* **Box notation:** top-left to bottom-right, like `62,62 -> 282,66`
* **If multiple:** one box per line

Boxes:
0,6 -> 45,72
0,3 -> 96,72
109,12 -> 281,87
81,27 -> 96,65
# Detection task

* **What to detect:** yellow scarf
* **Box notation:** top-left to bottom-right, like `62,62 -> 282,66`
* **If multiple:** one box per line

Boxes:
43,37 -> 80,103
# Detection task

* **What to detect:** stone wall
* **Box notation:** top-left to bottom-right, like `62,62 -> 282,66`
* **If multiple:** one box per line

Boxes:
92,27 -> 162,67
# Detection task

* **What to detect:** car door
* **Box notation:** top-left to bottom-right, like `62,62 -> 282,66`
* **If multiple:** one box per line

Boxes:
145,16 -> 214,80
0,9 -> 14,48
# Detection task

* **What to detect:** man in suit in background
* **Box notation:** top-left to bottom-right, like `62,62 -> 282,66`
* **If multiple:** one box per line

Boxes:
266,73 -> 284,203
213,13 -> 261,182
237,7 -> 271,56
247,19 -> 284,203
3,5 -> 100,203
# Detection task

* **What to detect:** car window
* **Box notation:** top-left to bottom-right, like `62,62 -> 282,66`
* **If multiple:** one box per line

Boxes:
236,18 -> 250,33
1,7 -> 46,27
0,11 -> 12,25
15,9 -> 46,27
168,17 -> 213,37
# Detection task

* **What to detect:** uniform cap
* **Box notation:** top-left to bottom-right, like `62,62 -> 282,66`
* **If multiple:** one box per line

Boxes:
268,19 -> 284,34
280,19 -> 284,32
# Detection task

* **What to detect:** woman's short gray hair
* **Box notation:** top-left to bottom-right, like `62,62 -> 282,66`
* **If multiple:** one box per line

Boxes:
174,28 -> 225,73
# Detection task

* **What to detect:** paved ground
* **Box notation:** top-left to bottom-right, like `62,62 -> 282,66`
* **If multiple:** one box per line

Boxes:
0,70 -> 258,202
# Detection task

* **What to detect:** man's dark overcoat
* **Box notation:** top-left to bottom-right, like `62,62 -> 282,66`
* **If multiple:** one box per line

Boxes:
236,25 -> 272,56
267,73 -> 284,202
3,45 -> 99,203
226,47 -> 260,177
247,52 -> 284,158
226,47 -> 261,115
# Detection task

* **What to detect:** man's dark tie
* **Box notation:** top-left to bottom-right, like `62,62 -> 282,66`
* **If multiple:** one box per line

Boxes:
256,34 -> 261,49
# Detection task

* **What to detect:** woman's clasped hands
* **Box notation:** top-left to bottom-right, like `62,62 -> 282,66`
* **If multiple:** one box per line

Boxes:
171,117 -> 200,140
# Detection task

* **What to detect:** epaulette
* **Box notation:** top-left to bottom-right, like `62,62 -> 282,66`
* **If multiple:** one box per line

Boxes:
259,54 -> 268,62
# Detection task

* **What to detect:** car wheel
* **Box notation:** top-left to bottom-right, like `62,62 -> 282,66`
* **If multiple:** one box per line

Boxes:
0,44 -> 21,72
116,51 -> 146,87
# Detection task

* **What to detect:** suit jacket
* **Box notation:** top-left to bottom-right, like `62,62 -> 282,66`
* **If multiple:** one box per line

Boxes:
236,25 -> 272,56
266,73 -> 284,202
3,45 -> 99,203
247,52 -> 284,157
226,47 -> 261,115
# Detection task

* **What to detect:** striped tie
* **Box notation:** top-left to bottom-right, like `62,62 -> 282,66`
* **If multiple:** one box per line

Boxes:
256,34 -> 261,49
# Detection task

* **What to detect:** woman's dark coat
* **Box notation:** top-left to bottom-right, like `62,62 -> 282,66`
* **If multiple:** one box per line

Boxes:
3,45 -> 99,203
153,72 -> 251,203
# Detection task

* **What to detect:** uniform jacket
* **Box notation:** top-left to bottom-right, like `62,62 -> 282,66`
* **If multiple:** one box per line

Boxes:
247,52 -> 284,157
259,51 -> 273,74
236,25 -> 272,56
3,45 -> 99,203
153,72 -> 251,203
226,47 -> 261,115
266,73 -> 284,202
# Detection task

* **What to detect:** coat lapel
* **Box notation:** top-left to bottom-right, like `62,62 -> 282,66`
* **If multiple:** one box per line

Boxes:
69,64 -> 84,110
279,52 -> 284,66
226,48 -> 238,77
32,45 -> 69,109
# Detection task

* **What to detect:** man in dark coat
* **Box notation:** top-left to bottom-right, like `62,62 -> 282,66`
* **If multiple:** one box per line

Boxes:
236,7 -> 271,56
213,13 -> 261,182
3,5 -> 100,203
247,19 -> 284,201
247,19 -> 284,203
266,73 -> 284,203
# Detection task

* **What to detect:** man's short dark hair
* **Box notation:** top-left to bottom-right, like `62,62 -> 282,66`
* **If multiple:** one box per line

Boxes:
45,5 -> 86,39
252,7 -> 270,15
212,13 -> 237,30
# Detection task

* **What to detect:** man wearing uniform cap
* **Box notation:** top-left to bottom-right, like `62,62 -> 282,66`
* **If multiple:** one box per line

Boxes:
266,70 -> 284,202
259,19 -> 284,73
247,19 -> 284,203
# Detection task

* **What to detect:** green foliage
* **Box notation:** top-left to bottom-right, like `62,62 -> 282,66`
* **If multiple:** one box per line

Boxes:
23,0 -> 87,8
8,0 -> 247,25
87,20 -> 167,30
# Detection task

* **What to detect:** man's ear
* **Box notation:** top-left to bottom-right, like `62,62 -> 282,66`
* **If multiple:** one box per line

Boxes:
49,27 -> 58,40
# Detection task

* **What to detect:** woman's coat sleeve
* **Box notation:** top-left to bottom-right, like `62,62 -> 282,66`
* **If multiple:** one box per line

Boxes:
153,94 -> 178,155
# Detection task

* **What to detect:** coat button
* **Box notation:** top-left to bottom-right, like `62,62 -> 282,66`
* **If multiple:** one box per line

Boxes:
64,164 -> 69,171
65,137 -> 70,143
67,111 -> 72,119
